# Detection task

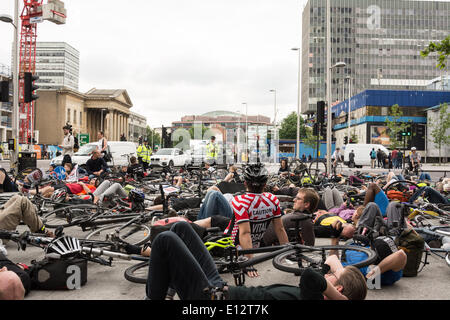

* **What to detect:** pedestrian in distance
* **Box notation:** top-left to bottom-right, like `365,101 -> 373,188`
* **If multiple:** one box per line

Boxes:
59,124 -> 75,158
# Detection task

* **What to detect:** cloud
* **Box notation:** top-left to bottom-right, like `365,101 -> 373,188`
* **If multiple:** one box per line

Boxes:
0,0 -> 307,128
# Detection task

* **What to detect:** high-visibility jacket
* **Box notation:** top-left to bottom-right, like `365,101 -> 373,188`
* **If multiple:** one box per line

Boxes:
142,145 -> 151,163
206,142 -> 218,160
137,144 -> 146,158
144,146 -> 152,164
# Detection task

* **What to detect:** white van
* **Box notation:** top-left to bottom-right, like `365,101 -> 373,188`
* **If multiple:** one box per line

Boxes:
343,144 -> 390,167
51,141 -> 137,167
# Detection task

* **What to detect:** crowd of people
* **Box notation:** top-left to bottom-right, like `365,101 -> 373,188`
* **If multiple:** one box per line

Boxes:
0,126 -> 449,301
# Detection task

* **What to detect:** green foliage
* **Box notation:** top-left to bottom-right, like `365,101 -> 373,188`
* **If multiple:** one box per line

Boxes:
385,104 -> 412,149
350,130 -> 358,144
278,112 -> 307,140
189,124 -> 209,139
420,35 -> 450,70
429,103 -> 450,164
146,126 -> 161,148
303,126 -> 320,150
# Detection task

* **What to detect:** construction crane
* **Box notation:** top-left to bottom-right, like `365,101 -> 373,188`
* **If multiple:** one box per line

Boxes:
17,0 -> 66,144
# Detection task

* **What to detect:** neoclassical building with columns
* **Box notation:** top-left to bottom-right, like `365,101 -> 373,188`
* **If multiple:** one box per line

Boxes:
35,88 -> 142,145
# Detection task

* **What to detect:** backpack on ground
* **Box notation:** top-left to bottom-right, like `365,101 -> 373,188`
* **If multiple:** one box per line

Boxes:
394,229 -> 425,277
29,257 -> 88,290
73,136 -> 79,151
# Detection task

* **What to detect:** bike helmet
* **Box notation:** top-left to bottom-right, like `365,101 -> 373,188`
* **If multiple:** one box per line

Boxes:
45,236 -> 81,258
411,147 -> 417,151
129,189 -> 145,203
51,188 -> 67,203
243,163 -> 268,185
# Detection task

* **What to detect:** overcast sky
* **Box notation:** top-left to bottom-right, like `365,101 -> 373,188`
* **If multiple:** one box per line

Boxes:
1,0 -> 446,129
0,0 -> 310,128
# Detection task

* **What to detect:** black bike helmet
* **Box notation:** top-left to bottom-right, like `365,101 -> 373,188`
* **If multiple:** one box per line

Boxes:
243,163 -> 268,186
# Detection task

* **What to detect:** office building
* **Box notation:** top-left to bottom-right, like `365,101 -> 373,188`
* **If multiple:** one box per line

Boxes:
0,63 -> 12,142
302,0 -> 450,114
35,42 -> 80,90
332,89 -> 450,153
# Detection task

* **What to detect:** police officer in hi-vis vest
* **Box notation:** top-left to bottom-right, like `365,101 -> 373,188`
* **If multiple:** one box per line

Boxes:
206,136 -> 218,166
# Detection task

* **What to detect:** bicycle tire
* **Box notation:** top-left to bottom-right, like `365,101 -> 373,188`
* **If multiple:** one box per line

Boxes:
86,222 -> 152,246
272,245 -> 377,275
309,160 -> 327,182
42,204 -> 100,228
124,261 -> 149,284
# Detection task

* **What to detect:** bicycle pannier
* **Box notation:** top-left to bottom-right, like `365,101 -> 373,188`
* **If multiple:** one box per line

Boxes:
394,229 -> 425,277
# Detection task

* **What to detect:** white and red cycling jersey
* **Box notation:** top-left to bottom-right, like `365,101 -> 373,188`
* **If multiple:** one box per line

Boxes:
224,192 -> 282,248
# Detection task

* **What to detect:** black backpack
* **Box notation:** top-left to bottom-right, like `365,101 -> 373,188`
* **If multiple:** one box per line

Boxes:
29,257 -> 88,290
73,136 -> 79,150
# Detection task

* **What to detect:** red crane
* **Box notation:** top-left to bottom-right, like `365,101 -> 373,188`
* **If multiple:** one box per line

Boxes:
17,0 -> 66,144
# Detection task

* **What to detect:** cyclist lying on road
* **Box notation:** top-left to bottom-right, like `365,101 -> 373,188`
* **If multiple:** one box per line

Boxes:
145,221 -> 367,300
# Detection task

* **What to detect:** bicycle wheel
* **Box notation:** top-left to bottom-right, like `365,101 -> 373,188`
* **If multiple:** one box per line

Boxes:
42,204 -> 100,228
86,222 -> 151,246
272,245 -> 377,275
124,261 -> 149,284
212,169 -> 229,180
309,160 -> 327,182
118,223 -> 151,246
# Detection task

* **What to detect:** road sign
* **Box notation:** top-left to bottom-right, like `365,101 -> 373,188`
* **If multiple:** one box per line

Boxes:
78,133 -> 89,146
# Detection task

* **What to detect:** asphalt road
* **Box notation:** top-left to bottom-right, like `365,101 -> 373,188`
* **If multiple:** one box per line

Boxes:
4,225 -> 450,301
1,159 -> 449,301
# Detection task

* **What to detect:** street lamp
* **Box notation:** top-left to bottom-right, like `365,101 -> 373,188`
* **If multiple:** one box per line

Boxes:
242,102 -> 248,162
1,2 -> 20,174
270,89 -> 277,163
326,61 -> 346,174
235,110 -> 242,163
346,75 -> 352,141
292,47 -> 301,159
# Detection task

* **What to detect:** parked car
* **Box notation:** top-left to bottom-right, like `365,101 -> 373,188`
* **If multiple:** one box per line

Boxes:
51,141 -> 137,167
343,143 -> 389,167
150,148 -> 191,167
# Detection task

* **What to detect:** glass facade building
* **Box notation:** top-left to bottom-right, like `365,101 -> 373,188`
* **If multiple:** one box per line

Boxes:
301,0 -> 450,114
35,42 -> 80,90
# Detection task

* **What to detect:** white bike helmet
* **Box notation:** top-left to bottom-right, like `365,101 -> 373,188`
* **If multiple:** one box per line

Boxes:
45,236 -> 81,258
411,147 -> 417,151
50,188 -> 67,203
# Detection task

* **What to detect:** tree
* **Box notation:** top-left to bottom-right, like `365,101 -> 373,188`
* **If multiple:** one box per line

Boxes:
429,103 -> 450,165
303,126 -> 320,151
189,124 -> 209,140
146,126 -> 161,149
420,35 -> 450,70
385,104 -> 411,149
350,130 -> 358,144
278,112 -> 307,140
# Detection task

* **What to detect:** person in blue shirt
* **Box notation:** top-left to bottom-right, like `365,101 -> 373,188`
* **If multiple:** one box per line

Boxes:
363,183 -> 389,216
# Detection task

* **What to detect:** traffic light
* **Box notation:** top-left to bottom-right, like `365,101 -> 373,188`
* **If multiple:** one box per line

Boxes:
397,131 -> 403,141
161,126 -> 166,147
344,136 -> 348,145
1,80 -> 9,102
313,123 -> 319,136
24,72 -> 39,103
320,124 -> 326,139
406,126 -> 412,136
316,101 -> 325,124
